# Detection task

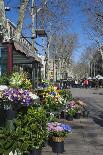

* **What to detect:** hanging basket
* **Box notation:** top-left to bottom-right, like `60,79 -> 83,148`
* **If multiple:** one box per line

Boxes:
52,136 -> 64,142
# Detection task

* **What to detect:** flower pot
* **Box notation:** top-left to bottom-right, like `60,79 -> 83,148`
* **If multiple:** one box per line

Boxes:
60,111 -> 66,119
0,107 -> 5,127
51,137 -> 64,153
23,153 -> 30,155
66,114 -> 73,121
48,137 -> 53,147
30,149 -> 41,155
4,109 -> 16,130
82,110 -> 89,118
5,109 -> 16,120
74,112 -> 81,119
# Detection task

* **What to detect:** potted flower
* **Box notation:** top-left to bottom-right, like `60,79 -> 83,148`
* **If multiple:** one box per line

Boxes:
9,71 -> 32,90
48,122 -> 72,153
73,105 -> 82,119
65,100 -> 76,121
2,88 -> 39,130
66,108 -> 76,121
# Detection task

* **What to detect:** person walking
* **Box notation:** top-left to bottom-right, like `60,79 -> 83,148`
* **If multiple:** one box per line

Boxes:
84,79 -> 89,88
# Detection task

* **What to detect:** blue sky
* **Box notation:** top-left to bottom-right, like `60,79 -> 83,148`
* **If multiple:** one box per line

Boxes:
68,1 -> 95,62
5,0 -> 95,62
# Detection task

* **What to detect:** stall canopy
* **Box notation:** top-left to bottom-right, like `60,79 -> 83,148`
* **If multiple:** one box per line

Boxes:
96,75 -> 103,80
14,41 -> 42,64
87,77 -> 92,80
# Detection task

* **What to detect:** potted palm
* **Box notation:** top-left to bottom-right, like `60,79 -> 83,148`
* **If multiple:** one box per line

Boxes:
48,122 -> 72,153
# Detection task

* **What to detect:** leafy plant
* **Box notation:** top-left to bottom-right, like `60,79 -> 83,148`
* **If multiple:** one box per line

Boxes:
0,128 -> 18,155
9,71 -> 32,89
67,108 -> 76,116
59,89 -> 72,101
14,107 -> 48,153
0,73 -> 10,86
0,107 -> 48,154
44,96 -> 62,112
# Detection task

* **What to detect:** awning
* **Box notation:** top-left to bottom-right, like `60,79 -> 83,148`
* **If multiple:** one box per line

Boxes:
14,41 -> 42,64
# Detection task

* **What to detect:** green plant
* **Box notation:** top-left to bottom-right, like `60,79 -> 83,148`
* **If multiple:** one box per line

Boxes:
60,89 -> 72,101
0,73 -> 10,86
9,71 -> 32,89
15,107 -> 48,153
67,108 -> 76,116
0,128 -> 18,155
0,107 -> 48,154
44,96 -> 61,112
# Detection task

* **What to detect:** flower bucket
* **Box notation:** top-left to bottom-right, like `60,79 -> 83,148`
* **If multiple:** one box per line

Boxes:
60,111 -> 66,119
30,149 -> 41,155
52,137 -> 64,153
0,106 -> 5,127
74,112 -> 81,119
4,109 -> 16,130
48,136 -> 53,147
5,109 -> 16,120
66,114 -> 73,121
82,110 -> 89,118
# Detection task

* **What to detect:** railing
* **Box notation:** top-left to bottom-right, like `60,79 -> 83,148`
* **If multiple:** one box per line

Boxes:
6,19 -> 32,51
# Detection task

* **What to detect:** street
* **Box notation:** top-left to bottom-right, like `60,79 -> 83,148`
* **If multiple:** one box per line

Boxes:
43,88 -> 103,155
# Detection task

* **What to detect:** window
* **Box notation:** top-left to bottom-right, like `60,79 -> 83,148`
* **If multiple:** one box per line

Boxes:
0,46 -> 8,75
0,65 -> 1,76
0,48 -> 1,57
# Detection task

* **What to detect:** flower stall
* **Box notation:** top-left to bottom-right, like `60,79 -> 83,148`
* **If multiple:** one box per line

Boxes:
0,72 -> 74,155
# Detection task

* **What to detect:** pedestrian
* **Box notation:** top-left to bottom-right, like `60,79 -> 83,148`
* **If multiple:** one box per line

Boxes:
84,79 -> 89,88
95,79 -> 99,89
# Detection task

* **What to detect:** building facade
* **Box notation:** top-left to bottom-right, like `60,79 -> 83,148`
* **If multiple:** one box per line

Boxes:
0,19 -> 42,88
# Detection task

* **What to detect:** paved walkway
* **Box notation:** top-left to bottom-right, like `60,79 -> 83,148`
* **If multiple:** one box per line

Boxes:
42,88 -> 103,155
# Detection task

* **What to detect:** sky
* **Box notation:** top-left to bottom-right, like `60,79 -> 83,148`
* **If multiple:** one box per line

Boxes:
68,1 -> 95,62
4,0 -> 96,62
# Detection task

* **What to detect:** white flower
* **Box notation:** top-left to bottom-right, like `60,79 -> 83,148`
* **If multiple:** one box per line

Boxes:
29,92 -> 39,100
0,85 -> 8,91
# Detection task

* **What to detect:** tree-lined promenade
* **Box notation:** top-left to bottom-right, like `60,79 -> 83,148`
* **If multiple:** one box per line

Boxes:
0,1 -> 103,154
43,88 -> 103,155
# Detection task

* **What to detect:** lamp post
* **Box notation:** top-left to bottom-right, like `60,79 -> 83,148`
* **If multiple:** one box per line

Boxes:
31,0 -> 35,49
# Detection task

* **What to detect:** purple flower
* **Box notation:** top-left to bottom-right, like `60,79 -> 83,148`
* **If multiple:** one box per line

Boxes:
2,88 -> 34,106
